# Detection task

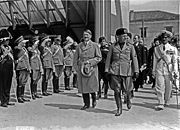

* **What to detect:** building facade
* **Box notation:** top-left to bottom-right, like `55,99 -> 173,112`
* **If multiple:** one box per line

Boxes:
129,10 -> 179,48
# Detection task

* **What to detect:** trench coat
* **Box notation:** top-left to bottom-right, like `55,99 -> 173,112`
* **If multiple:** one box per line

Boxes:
73,40 -> 102,93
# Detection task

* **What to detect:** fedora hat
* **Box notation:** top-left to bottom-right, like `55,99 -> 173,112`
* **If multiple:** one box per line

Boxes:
81,61 -> 94,77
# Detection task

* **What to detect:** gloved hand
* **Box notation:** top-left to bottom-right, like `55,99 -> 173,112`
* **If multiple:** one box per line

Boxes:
133,72 -> 139,79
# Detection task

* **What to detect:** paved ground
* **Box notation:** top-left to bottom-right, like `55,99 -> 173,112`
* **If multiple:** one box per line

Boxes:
0,77 -> 180,130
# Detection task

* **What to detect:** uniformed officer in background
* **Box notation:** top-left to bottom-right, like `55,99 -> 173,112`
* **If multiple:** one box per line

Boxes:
63,36 -> 74,90
27,36 -> 43,99
105,28 -> 139,116
0,29 -> 15,107
39,34 -> 54,96
97,36 -> 110,99
13,35 -> 31,103
51,35 -> 64,93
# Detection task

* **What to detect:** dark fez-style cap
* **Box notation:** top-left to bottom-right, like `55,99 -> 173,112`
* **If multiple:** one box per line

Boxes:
115,28 -> 128,36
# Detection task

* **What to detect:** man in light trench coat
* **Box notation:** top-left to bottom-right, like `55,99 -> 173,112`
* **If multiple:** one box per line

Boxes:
73,29 -> 102,110
105,28 -> 139,116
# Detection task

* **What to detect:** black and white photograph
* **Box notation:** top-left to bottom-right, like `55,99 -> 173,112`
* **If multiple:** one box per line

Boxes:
0,0 -> 179,130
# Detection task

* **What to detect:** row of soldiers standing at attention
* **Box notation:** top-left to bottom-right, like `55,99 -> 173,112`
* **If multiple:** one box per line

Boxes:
0,29 -> 77,107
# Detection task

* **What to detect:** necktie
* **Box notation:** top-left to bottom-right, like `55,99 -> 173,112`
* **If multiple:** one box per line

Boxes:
163,45 -> 165,51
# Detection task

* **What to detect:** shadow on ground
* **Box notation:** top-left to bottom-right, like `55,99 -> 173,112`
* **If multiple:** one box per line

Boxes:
45,103 -> 114,114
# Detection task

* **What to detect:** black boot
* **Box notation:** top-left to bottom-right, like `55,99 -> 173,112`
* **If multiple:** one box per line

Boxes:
114,92 -> 122,116
127,91 -> 132,110
21,86 -> 30,102
17,86 -> 24,103
65,77 -> 70,90
30,81 -> 35,100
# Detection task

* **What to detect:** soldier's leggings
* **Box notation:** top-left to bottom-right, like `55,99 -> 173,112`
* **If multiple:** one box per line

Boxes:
42,68 -> 53,93
16,69 -> 30,98
30,70 -> 41,95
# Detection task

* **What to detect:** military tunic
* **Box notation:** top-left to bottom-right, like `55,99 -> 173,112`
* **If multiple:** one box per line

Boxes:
105,42 -> 139,92
153,43 -> 178,105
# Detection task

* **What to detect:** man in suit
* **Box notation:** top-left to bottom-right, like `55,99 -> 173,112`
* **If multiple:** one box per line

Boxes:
153,30 -> 178,110
13,36 -> 31,103
73,29 -> 102,110
51,35 -> 64,93
133,35 -> 147,91
105,28 -> 139,116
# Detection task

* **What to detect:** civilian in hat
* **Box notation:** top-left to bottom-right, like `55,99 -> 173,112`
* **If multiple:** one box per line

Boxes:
73,29 -> 102,110
63,36 -> 74,90
51,35 -> 64,93
39,34 -> 54,96
105,28 -> 139,116
27,36 -> 43,99
13,35 -> 31,103
0,29 -> 15,107
153,30 -> 178,110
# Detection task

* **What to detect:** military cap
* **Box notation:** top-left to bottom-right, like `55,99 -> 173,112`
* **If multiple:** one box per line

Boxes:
14,36 -> 29,46
0,29 -> 12,43
115,28 -> 128,36
159,30 -> 173,38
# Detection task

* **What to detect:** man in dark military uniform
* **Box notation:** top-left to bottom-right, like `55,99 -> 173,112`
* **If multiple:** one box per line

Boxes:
39,34 -> 54,96
105,28 -> 139,116
51,35 -> 64,93
13,36 -> 31,103
27,36 -> 43,99
0,29 -> 15,107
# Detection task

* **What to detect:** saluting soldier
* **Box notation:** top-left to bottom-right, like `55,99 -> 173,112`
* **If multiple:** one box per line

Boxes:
105,28 -> 139,116
63,36 -> 74,90
13,36 -> 31,103
39,34 -> 54,96
27,36 -> 43,99
51,35 -> 64,93
73,29 -> 102,110
0,29 -> 15,107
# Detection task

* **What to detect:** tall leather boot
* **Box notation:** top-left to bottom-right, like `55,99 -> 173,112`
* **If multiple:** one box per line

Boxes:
52,73 -> 57,92
104,83 -> 109,99
21,86 -> 30,102
114,92 -> 122,116
65,77 -> 70,90
127,91 -> 132,110
30,81 -> 35,99
17,86 -> 24,103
